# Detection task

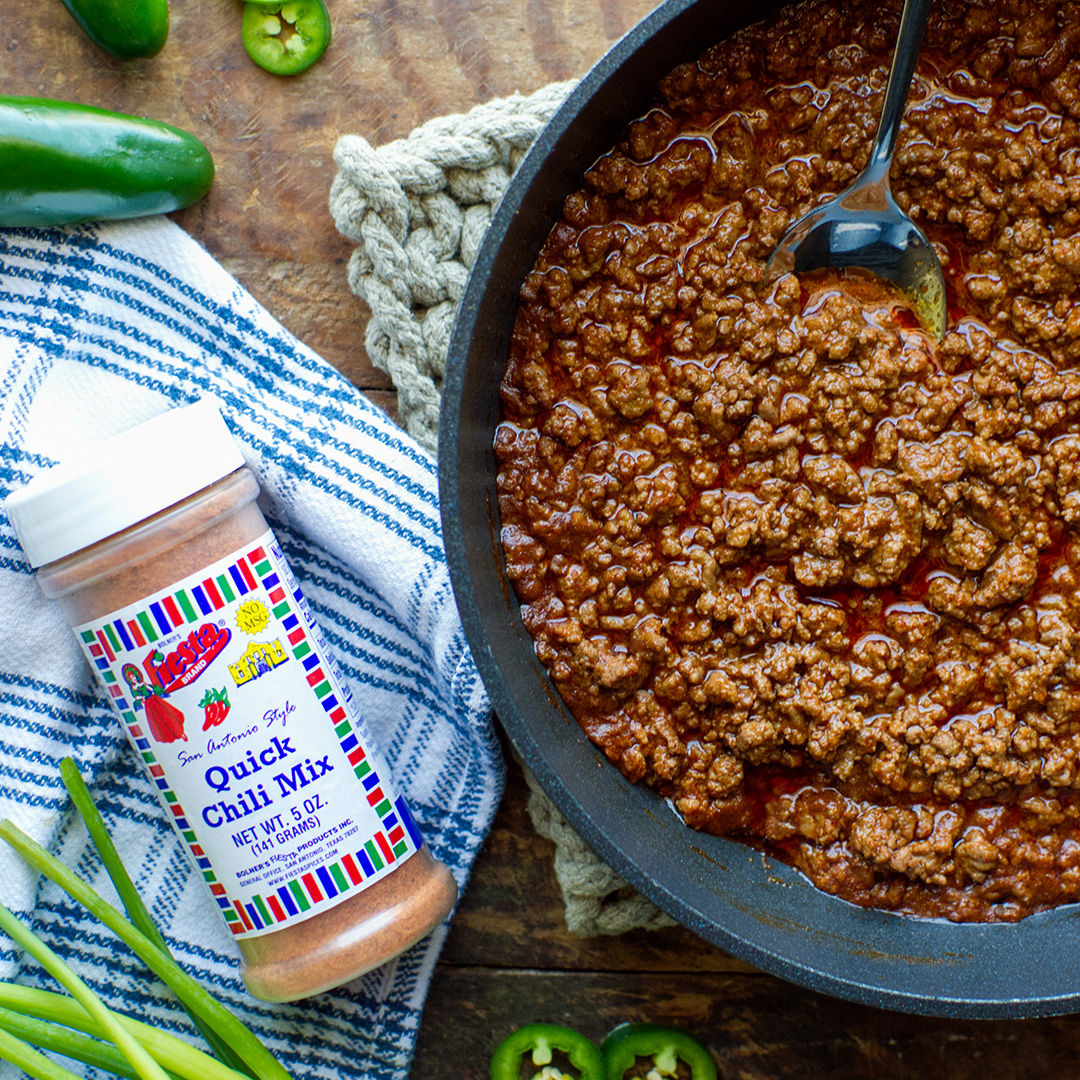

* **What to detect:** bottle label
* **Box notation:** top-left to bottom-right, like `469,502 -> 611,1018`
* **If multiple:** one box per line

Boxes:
73,530 -> 422,939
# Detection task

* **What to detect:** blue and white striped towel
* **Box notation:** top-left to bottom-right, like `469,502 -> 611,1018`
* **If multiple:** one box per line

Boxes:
0,216 -> 501,1079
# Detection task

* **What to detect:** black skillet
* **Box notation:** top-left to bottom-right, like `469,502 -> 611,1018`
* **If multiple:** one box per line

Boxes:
437,0 -> 1080,1019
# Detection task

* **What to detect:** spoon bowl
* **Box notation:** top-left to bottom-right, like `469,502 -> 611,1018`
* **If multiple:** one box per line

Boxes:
764,0 -> 946,338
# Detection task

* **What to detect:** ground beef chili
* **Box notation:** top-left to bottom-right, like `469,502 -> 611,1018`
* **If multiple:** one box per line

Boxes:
494,0 -> 1080,922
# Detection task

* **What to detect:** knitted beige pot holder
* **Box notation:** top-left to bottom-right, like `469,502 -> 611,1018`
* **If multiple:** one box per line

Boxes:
329,83 -> 675,937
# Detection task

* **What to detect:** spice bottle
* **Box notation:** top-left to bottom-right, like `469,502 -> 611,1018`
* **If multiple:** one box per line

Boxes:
5,399 -> 458,1002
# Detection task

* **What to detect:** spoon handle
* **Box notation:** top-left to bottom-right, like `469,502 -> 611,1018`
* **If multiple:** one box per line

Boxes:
867,0 -> 933,173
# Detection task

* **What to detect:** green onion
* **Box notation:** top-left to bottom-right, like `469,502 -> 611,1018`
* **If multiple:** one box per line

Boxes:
0,1023 -> 85,1080
0,1003 -> 144,1079
0,820 -> 291,1080
0,984 -> 250,1080
0,902 -> 169,1080
59,758 -> 254,1078
61,758 -> 166,947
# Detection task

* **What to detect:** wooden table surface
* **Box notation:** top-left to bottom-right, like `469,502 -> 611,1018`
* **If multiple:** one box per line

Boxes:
7,1 -> 1080,1077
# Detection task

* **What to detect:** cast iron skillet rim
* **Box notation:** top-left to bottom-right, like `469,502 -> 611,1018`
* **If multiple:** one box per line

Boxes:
439,0 -> 1080,1021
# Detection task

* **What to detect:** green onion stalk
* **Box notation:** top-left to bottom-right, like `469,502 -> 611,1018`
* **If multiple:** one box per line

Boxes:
58,758 -> 254,1077
0,1022 -> 87,1080
0,983 -> 255,1080
0,819 -> 292,1080
0,902 -> 169,1080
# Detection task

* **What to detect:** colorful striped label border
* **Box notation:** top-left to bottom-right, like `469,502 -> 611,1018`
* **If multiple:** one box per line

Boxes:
78,538 -> 420,937
81,554 -> 261,664
225,541 -> 417,934
230,793 -> 422,933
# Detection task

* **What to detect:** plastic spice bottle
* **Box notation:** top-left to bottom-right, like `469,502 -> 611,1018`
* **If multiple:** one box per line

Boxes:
5,399 -> 458,1002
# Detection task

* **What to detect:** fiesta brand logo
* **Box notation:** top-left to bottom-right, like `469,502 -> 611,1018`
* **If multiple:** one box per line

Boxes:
143,623 -> 231,695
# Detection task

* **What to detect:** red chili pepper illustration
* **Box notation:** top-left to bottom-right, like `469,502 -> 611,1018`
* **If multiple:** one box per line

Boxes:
144,694 -> 187,743
198,686 -> 231,731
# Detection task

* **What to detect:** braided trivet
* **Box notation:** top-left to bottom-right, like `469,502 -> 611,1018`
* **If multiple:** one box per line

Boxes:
330,85 -> 675,937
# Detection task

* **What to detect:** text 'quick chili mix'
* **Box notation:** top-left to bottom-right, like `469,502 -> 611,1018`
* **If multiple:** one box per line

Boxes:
495,0 -> 1080,922
5,401 -> 458,1000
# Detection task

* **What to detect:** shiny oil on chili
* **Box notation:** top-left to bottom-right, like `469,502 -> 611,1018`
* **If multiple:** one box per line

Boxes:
495,0 -> 1080,922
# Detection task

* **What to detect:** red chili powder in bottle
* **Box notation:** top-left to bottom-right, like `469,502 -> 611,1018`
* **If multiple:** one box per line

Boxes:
5,399 -> 458,1001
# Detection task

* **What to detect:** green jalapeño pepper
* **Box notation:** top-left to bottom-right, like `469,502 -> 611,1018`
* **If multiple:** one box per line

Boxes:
0,97 -> 214,228
241,0 -> 331,76
491,1024 -> 605,1080
59,0 -> 170,59
600,1024 -> 717,1080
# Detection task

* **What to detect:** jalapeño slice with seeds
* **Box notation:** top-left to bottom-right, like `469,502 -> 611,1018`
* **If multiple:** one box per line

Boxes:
241,0 -> 331,76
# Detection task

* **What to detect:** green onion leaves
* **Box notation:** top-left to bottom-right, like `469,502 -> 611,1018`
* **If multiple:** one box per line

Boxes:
0,757 -> 293,1080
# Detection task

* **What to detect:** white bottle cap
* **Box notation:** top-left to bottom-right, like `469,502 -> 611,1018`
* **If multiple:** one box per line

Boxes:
5,399 -> 248,568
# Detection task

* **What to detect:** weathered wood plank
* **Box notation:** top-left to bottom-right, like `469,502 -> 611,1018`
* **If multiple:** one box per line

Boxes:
414,967 -> 1080,1080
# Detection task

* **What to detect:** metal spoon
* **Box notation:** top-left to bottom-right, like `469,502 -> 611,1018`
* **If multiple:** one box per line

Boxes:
764,0 -> 946,339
